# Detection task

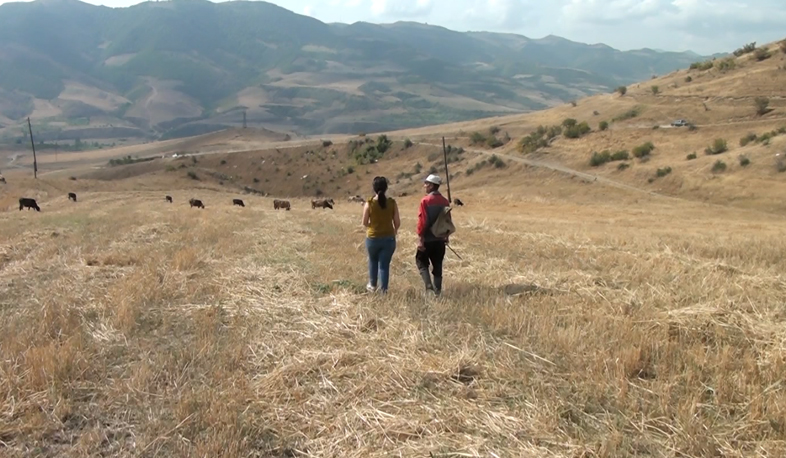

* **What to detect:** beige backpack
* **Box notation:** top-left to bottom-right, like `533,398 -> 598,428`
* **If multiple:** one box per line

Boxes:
430,206 -> 456,239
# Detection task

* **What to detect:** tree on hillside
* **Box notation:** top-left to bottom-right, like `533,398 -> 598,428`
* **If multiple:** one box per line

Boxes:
616,86 -> 627,96
755,97 -> 770,116
651,86 -> 659,95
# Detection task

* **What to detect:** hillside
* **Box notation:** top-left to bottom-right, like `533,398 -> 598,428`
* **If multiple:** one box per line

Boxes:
0,0 -> 714,144
4,36 -> 783,216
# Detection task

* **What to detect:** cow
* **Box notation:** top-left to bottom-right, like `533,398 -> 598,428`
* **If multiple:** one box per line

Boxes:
165,195 -> 173,203
19,197 -> 40,211
189,198 -> 205,209
311,198 -> 334,209
233,199 -> 245,207
273,199 -> 291,211
454,198 -> 464,206
348,195 -> 365,204
68,192 -> 77,202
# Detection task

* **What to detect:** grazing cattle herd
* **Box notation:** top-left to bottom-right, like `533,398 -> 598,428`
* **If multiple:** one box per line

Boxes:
14,191 -> 466,214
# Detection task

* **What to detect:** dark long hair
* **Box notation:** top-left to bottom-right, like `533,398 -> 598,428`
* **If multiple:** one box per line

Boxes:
372,176 -> 388,209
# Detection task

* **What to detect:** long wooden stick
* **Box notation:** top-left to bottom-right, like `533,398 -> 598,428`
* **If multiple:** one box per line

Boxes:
442,136 -> 451,203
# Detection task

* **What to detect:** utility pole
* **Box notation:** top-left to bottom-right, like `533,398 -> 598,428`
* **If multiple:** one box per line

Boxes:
27,117 -> 37,179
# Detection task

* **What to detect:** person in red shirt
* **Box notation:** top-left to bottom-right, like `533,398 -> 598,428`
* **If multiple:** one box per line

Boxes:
416,174 -> 451,296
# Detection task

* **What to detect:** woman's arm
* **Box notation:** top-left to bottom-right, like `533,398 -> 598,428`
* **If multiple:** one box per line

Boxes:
392,201 -> 401,234
362,202 -> 371,227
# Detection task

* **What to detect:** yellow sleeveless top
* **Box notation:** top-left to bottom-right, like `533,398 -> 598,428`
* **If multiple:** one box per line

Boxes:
366,197 -> 397,238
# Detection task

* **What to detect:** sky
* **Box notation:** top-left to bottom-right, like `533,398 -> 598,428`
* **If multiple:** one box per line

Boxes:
3,0 -> 786,55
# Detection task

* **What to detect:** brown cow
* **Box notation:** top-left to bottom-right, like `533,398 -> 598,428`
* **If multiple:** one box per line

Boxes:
311,198 -> 334,209
165,195 -> 173,203
233,199 -> 245,207
68,192 -> 77,202
189,198 -> 205,209
273,199 -> 291,211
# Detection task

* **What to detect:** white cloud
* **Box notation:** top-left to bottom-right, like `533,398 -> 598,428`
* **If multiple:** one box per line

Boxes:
303,5 -> 313,16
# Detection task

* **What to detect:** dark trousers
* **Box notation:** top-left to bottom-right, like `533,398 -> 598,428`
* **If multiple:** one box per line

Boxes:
416,241 -> 446,291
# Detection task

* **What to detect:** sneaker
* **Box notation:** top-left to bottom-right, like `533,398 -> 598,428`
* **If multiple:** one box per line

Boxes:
366,283 -> 376,293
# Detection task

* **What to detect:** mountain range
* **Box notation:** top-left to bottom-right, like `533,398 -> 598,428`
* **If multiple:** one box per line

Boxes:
0,0 -> 722,142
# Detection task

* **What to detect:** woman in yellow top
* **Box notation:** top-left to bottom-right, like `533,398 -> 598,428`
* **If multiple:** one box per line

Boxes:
362,176 -> 401,293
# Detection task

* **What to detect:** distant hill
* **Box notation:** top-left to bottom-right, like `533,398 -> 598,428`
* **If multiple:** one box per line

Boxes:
0,0 -> 720,143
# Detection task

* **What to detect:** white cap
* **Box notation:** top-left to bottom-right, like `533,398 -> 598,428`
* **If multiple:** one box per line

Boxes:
424,174 -> 442,185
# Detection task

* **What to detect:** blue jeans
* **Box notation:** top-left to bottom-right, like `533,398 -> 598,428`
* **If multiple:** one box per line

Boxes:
366,236 -> 396,292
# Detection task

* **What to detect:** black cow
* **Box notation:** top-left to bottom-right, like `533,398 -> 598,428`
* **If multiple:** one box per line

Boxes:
189,198 -> 205,209
233,199 -> 245,207
68,192 -> 77,202
454,198 -> 464,206
165,195 -> 173,203
19,197 -> 40,211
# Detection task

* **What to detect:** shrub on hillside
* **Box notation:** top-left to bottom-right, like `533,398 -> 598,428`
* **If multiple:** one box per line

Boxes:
686,152 -> 697,160
651,86 -> 659,95
717,58 -> 736,72
705,139 -> 728,155
733,42 -> 756,57
517,124 -> 562,153
564,121 -> 591,139
404,138 -> 413,148
617,162 -> 629,171
689,60 -> 714,71
739,155 -> 751,167
632,141 -> 655,158
656,166 -> 672,177
616,86 -> 627,95
322,140 -> 333,147
562,118 -> 577,128
470,131 -> 486,145
685,76 -> 693,82
599,121 -> 609,131
611,150 -> 630,161
740,133 -> 757,146
755,97 -> 770,116
589,151 -> 611,167
612,107 -> 640,122
488,154 -> 506,168
711,160 -> 727,173
754,48 -> 772,61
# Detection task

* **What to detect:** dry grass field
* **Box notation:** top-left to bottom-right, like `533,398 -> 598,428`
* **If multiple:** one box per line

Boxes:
2,171 -> 786,457
3,38 -> 786,457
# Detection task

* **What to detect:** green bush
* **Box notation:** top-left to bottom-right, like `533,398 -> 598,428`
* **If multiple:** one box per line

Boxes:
739,155 -> 751,167
704,139 -> 728,155
611,150 -> 629,161
632,141 -> 655,158
616,86 -> 627,95
740,133 -> 757,146
656,166 -> 672,177
755,97 -> 770,116
599,121 -> 609,131
488,154 -> 506,168
404,138 -> 413,148
754,48 -> 771,61
686,153 -> 697,160
711,160 -> 727,173
612,107 -> 640,122
651,86 -> 659,95
564,121 -> 591,139
470,131 -> 486,145
617,163 -> 629,171
589,151 -> 611,167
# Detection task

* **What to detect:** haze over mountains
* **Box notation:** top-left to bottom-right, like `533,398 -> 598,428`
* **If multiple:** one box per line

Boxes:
0,0 -> 720,143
